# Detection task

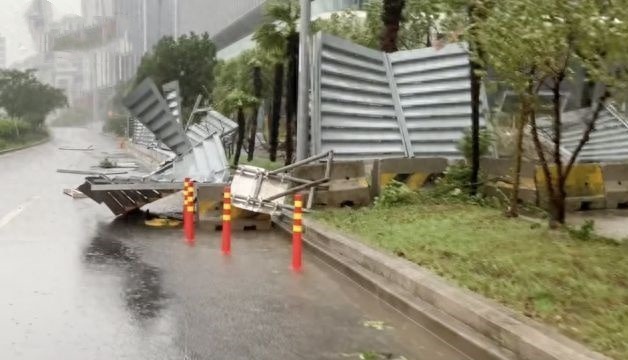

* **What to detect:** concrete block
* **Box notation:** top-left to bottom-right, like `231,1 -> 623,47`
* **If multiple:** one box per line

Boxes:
372,157 -> 448,196
601,163 -> 628,208
314,178 -> 371,208
481,157 -> 536,180
291,160 -> 366,181
536,164 -> 606,210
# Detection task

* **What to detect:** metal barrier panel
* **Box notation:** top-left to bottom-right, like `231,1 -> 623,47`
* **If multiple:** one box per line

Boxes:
186,110 -> 238,146
311,33 -> 485,160
389,43 -> 485,157
131,118 -> 157,147
123,78 -> 192,157
561,105 -> 628,163
312,33 -> 407,160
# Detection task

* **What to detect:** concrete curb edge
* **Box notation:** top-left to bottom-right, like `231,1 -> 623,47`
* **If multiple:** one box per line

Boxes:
0,136 -> 50,156
273,215 -> 610,360
274,214 -> 515,360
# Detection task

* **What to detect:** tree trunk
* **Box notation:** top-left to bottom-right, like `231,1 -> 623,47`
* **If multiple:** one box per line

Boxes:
247,65 -> 263,161
233,107 -> 246,167
13,118 -> 20,138
508,105 -> 528,218
380,0 -> 406,53
468,3 -> 483,196
269,62 -> 284,162
284,32 -> 299,165
551,77 -> 566,225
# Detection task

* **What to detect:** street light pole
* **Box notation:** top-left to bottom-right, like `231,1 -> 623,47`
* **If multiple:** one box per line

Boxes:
296,0 -> 312,161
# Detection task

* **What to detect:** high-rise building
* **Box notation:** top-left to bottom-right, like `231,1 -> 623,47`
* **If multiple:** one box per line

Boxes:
0,35 -> 6,68
25,0 -> 54,54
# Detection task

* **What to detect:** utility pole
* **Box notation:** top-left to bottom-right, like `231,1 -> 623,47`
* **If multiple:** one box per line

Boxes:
143,0 -> 148,53
174,0 -> 179,38
296,0 -> 311,161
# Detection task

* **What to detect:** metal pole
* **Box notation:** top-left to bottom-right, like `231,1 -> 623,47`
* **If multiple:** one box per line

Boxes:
91,52 -> 98,126
143,0 -> 148,53
174,0 -> 179,38
296,0 -> 311,161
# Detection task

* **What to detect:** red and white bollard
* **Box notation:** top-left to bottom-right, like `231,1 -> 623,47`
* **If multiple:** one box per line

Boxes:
292,194 -> 303,271
183,178 -> 195,243
222,186 -> 232,255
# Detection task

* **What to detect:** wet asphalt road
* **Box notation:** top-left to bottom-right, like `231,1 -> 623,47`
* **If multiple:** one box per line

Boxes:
0,127 -> 471,360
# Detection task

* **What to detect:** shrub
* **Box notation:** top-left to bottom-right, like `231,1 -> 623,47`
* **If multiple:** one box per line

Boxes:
569,220 -> 595,241
0,118 -> 32,140
374,180 -> 418,208
458,129 -> 493,163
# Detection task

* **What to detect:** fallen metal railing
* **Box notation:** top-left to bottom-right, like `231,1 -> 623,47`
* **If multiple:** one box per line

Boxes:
231,151 -> 334,214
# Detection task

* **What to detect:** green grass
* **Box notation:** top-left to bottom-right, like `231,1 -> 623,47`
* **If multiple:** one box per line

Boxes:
317,203 -> 628,359
0,131 -> 48,152
232,156 -> 283,170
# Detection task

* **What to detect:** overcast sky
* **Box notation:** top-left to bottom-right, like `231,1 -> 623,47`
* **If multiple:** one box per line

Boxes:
1,0 -> 81,65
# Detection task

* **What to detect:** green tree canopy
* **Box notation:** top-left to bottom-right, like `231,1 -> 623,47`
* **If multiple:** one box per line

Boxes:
0,69 -> 67,128
135,32 -> 217,117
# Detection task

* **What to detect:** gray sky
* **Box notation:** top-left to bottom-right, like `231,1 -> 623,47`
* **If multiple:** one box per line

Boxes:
1,0 -> 81,65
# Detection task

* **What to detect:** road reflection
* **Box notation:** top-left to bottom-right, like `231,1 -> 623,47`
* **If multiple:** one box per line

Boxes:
84,221 -> 166,320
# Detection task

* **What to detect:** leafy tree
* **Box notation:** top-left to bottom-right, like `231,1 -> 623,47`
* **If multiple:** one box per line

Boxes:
476,0 -> 628,225
135,32 -> 217,123
313,7 -> 379,48
0,69 -> 67,129
254,0 -> 300,165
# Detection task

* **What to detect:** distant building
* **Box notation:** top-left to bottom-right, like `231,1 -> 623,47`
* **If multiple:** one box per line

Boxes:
25,0 -> 54,54
0,35 -> 6,68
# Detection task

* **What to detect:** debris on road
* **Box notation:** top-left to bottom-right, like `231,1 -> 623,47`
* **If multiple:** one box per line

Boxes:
341,352 -> 406,360
57,169 -> 128,176
114,162 -> 138,169
145,217 -> 181,228
362,320 -> 393,331
99,158 -> 115,168
96,158 -> 138,169
59,145 -> 94,151
63,188 -> 87,199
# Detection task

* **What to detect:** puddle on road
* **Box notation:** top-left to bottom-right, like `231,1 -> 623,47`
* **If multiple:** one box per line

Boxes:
83,224 -> 168,321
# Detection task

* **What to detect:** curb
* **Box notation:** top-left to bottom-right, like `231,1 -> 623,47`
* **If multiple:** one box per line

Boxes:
0,136 -> 50,156
273,215 -> 609,360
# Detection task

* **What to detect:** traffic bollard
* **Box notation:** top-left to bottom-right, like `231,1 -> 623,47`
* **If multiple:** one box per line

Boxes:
292,194 -> 303,271
183,178 -> 195,243
222,186 -> 232,254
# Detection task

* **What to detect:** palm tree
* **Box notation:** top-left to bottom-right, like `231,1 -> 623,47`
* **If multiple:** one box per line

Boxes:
247,59 -> 263,161
253,0 -> 300,165
223,89 -> 259,167
381,0 -> 406,52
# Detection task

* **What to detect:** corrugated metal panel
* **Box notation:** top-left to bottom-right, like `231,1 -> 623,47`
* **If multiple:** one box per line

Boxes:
560,105 -> 628,163
186,110 -> 238,147
388,43 -> 485,158
131,118 -> 157,147
312,33 -> 406,160
311,33 -> 485,160
123,78 -> 192,157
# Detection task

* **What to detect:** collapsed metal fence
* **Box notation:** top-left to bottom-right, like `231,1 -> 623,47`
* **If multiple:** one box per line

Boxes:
311,33 -> 487,160
561,104 -> 628,163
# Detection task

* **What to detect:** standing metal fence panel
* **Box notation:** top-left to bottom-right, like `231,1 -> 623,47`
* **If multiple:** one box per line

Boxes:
311,33 -> 485,160
389,43 -> 485,158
